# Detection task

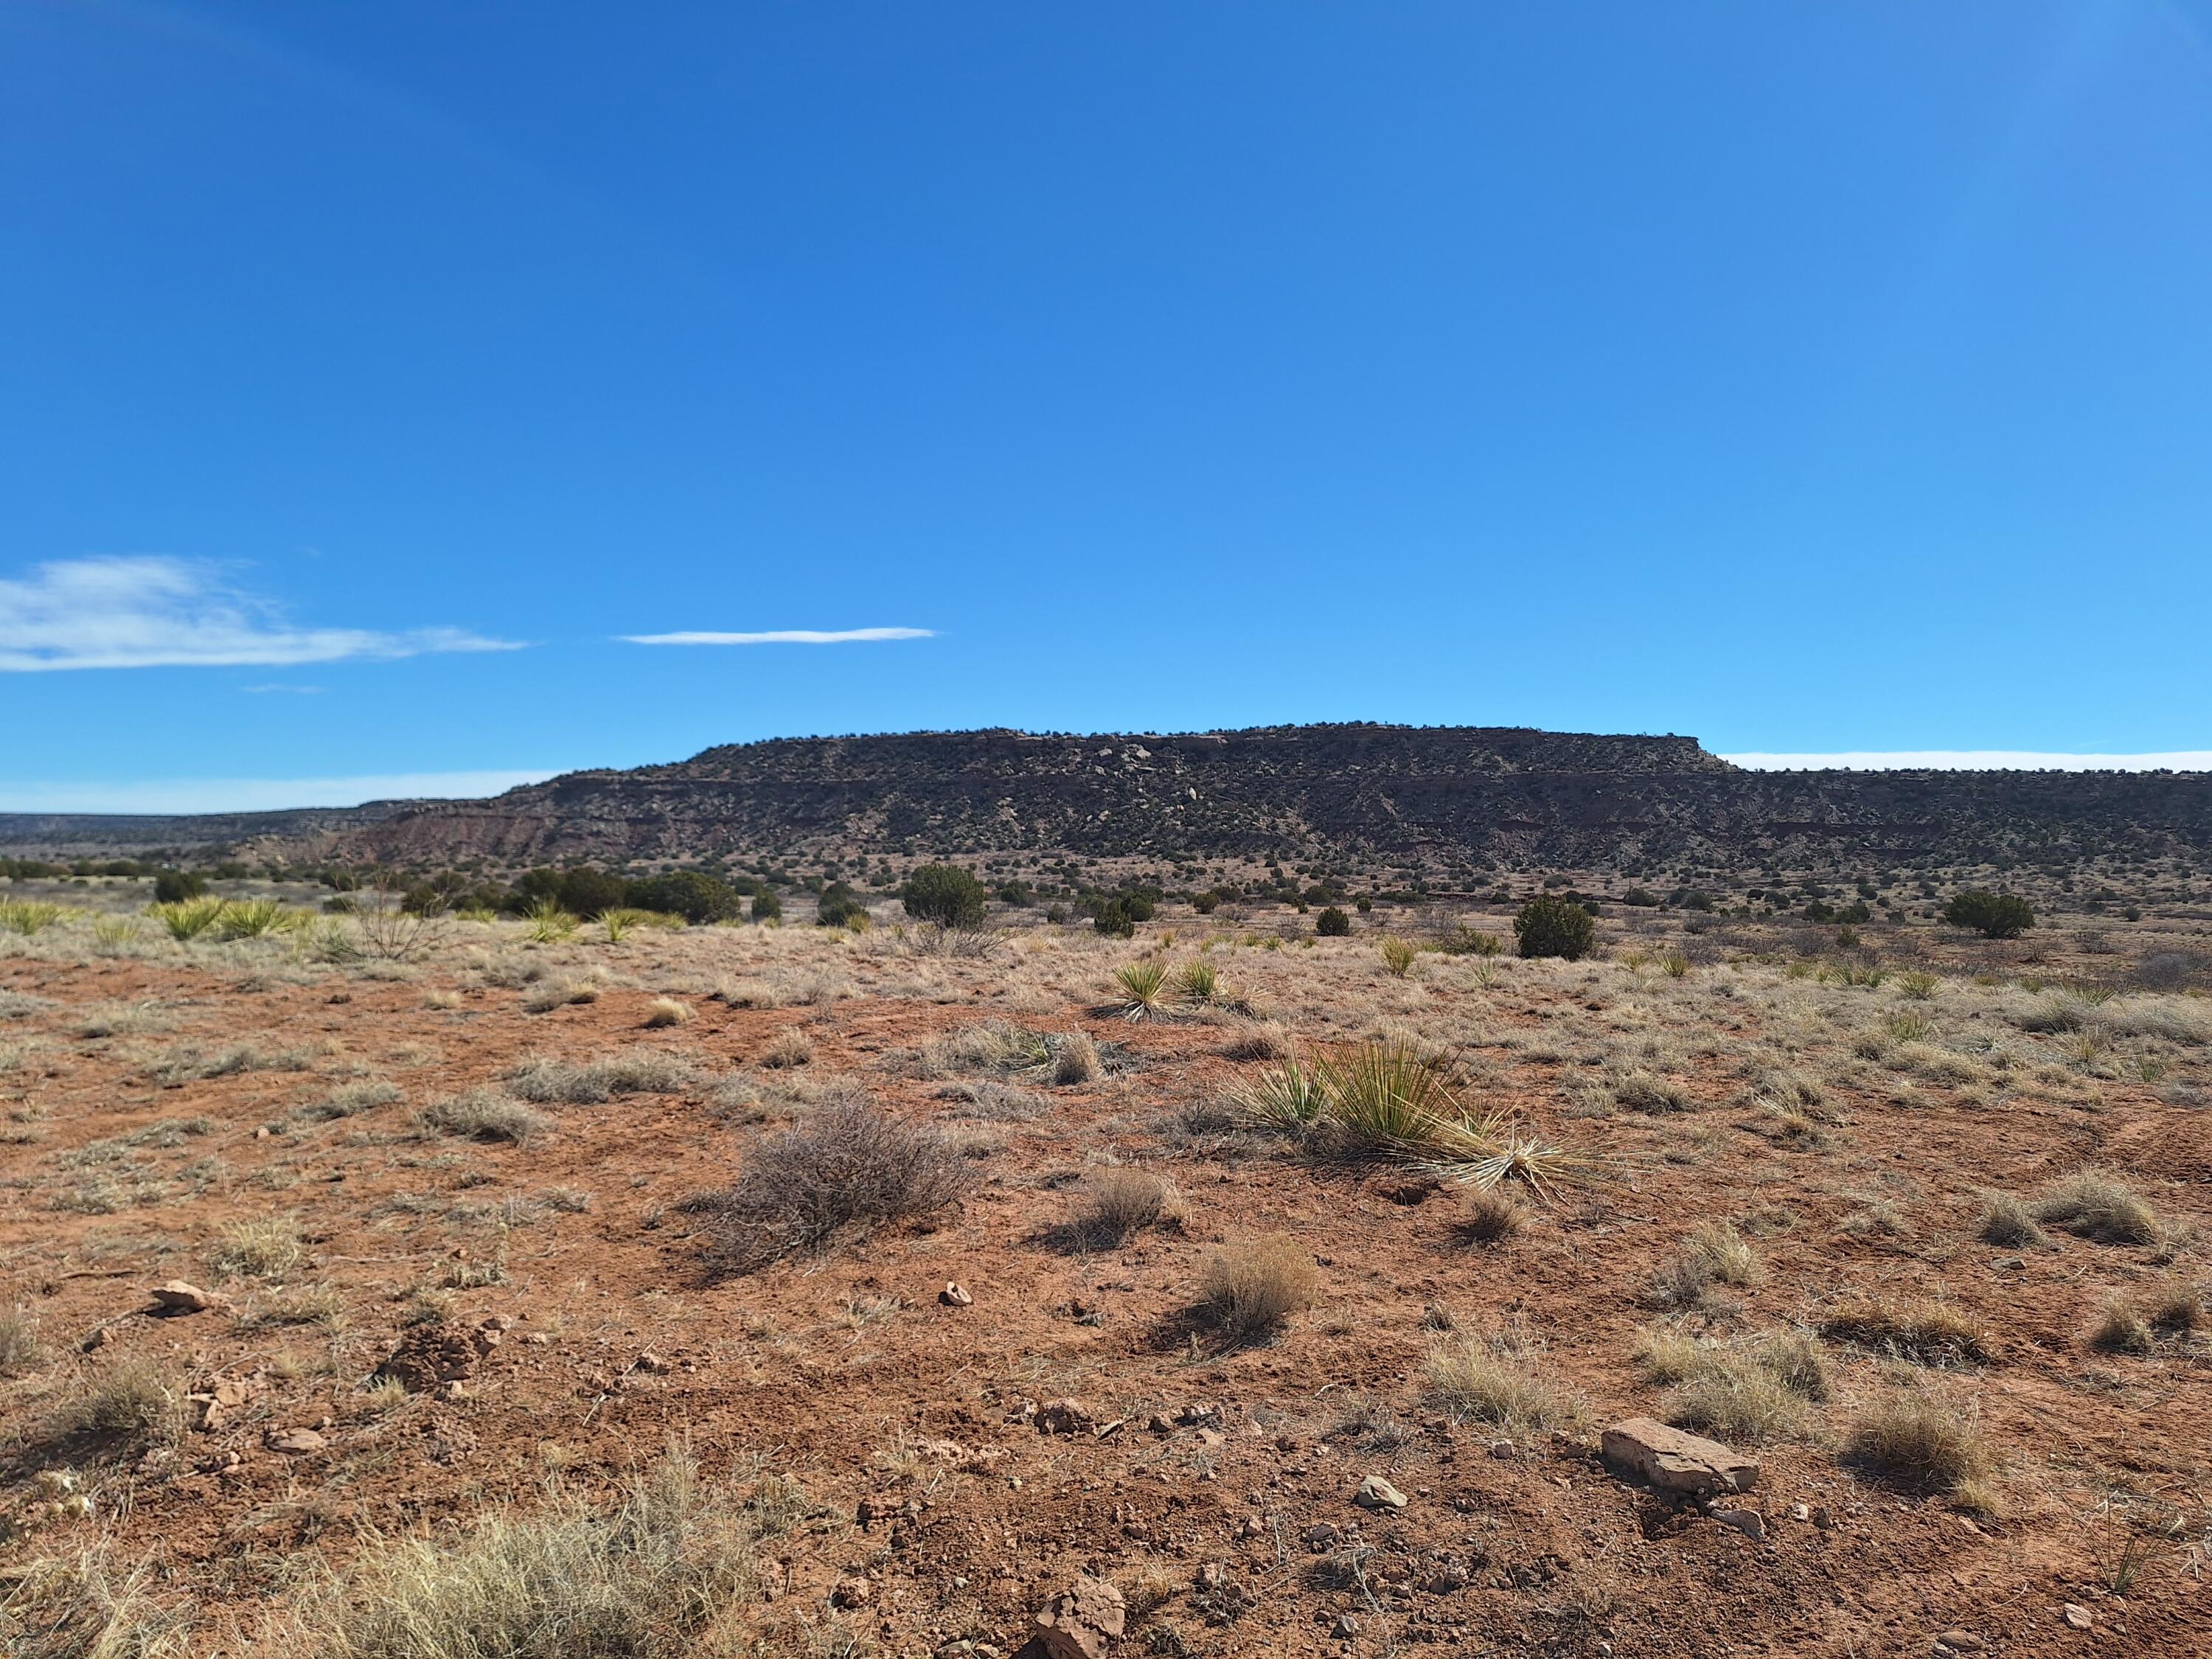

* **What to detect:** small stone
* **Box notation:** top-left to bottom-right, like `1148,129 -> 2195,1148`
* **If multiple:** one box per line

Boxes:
1935,1633 -> 1982,1654
1033,1576 -> 1125,1659
1601,1417 -> 1758,1498
940,1282 -> 974,1307
1332,1614 -> 1359,1640
266,1428 -> 327,1455
1489,1439 -> 1517,1460
634,1352 -> 672,1374
1306,1522 -> 1342,1550
1355,1475 -> 1408,1509
149,1281 -> 220,1314
2062,1604 -> 2093,1630
830,1578 -> 874,1608
1037,1399 -> 1094,1436
1790,1504 -> 1811,1523
1712,1507 -> 1766,1543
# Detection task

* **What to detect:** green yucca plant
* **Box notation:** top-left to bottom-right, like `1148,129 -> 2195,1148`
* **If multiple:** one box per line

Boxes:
1659,950 -> 1691,979
150,896 -> 228,941
601,907 -> 652,944
1174,959 -> 1222,1004
215,898 -> 297,939
1378,936 -> 1418,978
92,914 -> 146,951
1897,971 -> 1939,1001
1425,1109 -> 1596,1205
1310,1038 -> 1460,1155
524,898 -> 581,943
1236,1051 -> 1329,1132
1113,959 -> 1169,1021
0,900 -> 68,936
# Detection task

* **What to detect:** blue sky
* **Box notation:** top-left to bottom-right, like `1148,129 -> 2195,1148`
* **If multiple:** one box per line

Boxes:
5,2 -> 2211,810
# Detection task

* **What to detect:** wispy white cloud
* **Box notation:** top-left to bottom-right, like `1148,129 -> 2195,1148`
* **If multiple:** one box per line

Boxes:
622,627 -> 934,646
0,556 -> 522,671
240,684 -> 324,695
1725,751 -> 2212,772
0,771 -> 557,815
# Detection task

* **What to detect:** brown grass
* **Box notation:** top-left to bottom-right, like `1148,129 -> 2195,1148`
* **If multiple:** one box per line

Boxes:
1820,1294 -> 1992,1365
1845,1389 -> 1992,1494
1455,1186 -> 1523,1243
1198,1234 -> 1318,1346
1422,1333 -> 1587,1442
1076,1168 -> 1178,1248
421,1090 -> 549,1147
2032,1169 -> 2162,1245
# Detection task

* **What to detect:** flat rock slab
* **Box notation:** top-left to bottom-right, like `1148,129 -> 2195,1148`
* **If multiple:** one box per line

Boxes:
1601,1417 -> 1758,1497
1034,1575 -> 1125,1659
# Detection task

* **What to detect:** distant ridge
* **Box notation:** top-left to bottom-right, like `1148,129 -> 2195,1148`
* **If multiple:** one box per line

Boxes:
7,723 -> 2208,874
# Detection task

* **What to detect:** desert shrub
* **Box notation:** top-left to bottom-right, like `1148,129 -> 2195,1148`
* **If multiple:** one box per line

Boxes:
1944,891 -> 2034,939
1113,960 -> 1169,1021
1191,890 -> 1221,914
626,871 -> 740,925
1422,1334 -> 1585,1440
1635,1329 -> 1830,1442
1514,897 -> 1596,961
901,863 -> 989,929
643,998 -> 692,1029
1609,1070 -> 1691,1114
1438,925 -> 1503,958
292,1446 -> 799,1659
209,1214 -> 302,1279
919,1020 -> 1052,1077
749,888 -> 782,923
524,900 -> 581,943
1310,1038 -> 1458,1154
1819,1295 -> 1990,1364
703,1101 -> 973,1272
1315,907 -> 1352,937
1052,1031 -> 1101,1085
1898,971 -> 1940,1001
1091,899 -> 1137,939
507,1051 -> 699,1105
1846,1391 -> 1990,1492
2032,1169 -> 2161,1245
1976,1193 -> 2048,1248
0,1305 -> 41,1374
52,1357 -> 180,1444
1378,936 -> 1417,977
521,975 -> 598,1013
2092,1296 -> 2153,1355
1198,1234 -> 1317,1346
815,883 -> 866,928
1456,1186 -> 1523,1243
1076,1168 -> 1178,1247
150,897 -> 228,941
421,1090 -> 548,1147
0,900 -> 68,936
152,869 -> 205,904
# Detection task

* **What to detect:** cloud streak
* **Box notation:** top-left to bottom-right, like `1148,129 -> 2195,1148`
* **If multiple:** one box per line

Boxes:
622,627 -> 933,646
1725,751 -> 2212,772
0,556 -> 521,671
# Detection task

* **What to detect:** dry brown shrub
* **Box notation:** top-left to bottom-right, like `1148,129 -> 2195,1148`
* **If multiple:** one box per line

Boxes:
1820,1295 -> 1991,1365
1456,1186 -> 1523,1243
642,998 -> 692,1029
756,1029 -> 815,1071
2032,1169 -> 2161,1245
1199,1234 -> 1317,1346
1845,1390 -> 1991,1494
1076,1167 -> 1178,1247
1051,1030 -> 1102,1085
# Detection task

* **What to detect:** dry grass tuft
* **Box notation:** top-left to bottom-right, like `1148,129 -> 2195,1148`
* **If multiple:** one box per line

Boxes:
642,998 -> 692,1029
1634,1327 -> 1830,1442
51,1357 -> 181,1445
0,1304 -> 41,1375
421,1090 -> 549,1147
1976,1192 -> 2048,1248
1075,1167 -> 1179,1248
1820,1294 -> 1991,1365
1455,1186 -> 1523,1244
1051,1030 -> 1101,1085
2032,1169 -> 2162,1245
1845,1389 -> 1992,1495
1422,1333 -> 1587,1441
756,1029 -> 815,1071
0,1546 -> 192,1659
703,1100 -> 973,1273
287,1446 -> 803,1659
508,1050 -> 700,1105
1198,1234 -> 1318,1346
210,1214 -> 303,1279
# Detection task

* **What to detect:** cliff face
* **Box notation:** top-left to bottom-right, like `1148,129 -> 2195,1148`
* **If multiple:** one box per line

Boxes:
320,724 -> 2212,872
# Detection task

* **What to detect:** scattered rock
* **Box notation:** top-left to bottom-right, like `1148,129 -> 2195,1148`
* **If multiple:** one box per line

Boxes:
1332,1614 -> 1359,1640
375,1317 -> 509,1393
2062,1604 -> 2093,1631
1355,1475 -> 1408,1509
633,1351 -> 672,1374
149,1281 -> 220,1315
1790,1503 -> 1811,1523
1711,1506 -> 1766,1543
1033,1576 -> 1125,1659
1600,1417 -> 1757,1498
940,1281 -> 974,1307
1037,1399 -> 1094,1436
1934,1633 -> 1982,1655
1306,1522 -> 1343,1551
1489,1439 -> 1517,1460
265,1428 -> 327,1455
830,1578 -> 874,1609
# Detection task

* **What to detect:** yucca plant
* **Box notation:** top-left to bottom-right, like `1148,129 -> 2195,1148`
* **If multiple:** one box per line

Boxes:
150,896 -> 228,941
1174,959 -> 1222,1004
0,900 -> 67,936
1378,936 -> 1418,978
1310,1038 -> 1460,1155
1236,1051 -> 1329,1133
601,907 -> 653,944
1425,1107 -> 1599,1205
1659,950 -> 1691,979
92,914 -> 146,952
215,898 -> 294,939
524,898 -> 581,943
1113,959 -> 1169,1021
1897,971 -> 1939,1001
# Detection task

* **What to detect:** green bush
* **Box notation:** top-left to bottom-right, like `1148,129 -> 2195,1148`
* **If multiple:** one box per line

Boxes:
511,866 -> 630,919
995,880 -> 1032,908
1944,891 -> 2034,939
902,863 -> 989,929
152,869 -> 206,904
1092,899 -> 1137,939
627,870 -> 740,925
1514,895 -> 1596,960
817,882 -> 866,928
750,888 -> 782,923
1315,906 -> 1352,937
